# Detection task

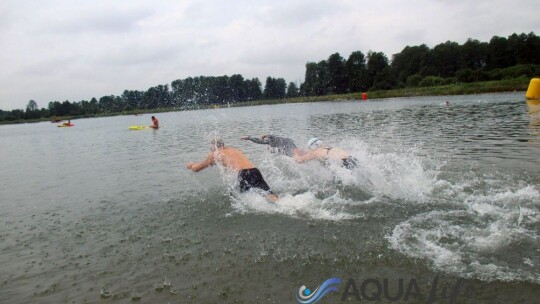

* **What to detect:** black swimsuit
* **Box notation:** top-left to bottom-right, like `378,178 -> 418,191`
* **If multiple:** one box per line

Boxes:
324,148 -> 358,169
342,156 -> 359,169
237,168 -> 273,193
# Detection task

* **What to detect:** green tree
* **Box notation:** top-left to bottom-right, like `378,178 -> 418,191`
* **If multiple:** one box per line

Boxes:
228,74 -> 246,102
25,100 -> 40,119
9,109 -> 25,121
98,96 -> 115,113
507,32 -> 540,65
212,76 -> 231,104
327,53 -> 348,94
431,41 -> 462,77
89,98 -> 99,114
487,36 -> 514,69
302,62 -> 318,96
314,60 -> 329,95
391,44 -> 431,84
301,61 -> 330,96
461,38 -> 488,70
346,51 -> 368,92
122,90 -> 144,110
48,101 -> 62,116
366,51 -> 389,88
142,85 -> 171,108
286,82 -> 300,97
372,67 -> 397,90
245,78 -> 262,101
26,100 -> 38,112
263,77 -> 286,99
406,74 -> 423,87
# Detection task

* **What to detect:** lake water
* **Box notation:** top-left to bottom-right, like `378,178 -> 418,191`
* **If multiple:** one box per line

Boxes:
1,92 -> 539,303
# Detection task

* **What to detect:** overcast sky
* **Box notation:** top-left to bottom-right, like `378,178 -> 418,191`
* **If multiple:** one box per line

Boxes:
0,0 -> 538,110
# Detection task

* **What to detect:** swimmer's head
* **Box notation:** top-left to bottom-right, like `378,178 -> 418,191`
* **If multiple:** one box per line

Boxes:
307,137 -> 322,150
210,137 -> 224,150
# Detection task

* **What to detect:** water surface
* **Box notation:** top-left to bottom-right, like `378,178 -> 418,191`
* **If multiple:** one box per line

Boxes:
1,92 -> 539,303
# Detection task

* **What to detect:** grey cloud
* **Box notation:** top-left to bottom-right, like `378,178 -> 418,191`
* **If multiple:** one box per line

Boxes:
0,8 -> 14,33
91,41 -> 187,67
43,7 -> 153,35
256,0 -> 345,28
1,0 -> 538,110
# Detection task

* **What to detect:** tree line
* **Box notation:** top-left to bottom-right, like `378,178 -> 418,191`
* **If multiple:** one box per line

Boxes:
1,32 -> 539,122
302,32 -> 540,94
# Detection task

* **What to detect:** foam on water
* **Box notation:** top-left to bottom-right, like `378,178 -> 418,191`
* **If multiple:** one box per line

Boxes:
266,138 -> 440,200
203,121 -> 540,284
218,138 -> 442,221
231,137 -> 540,284
230,191 -> 360,221
388,182 -> 540,283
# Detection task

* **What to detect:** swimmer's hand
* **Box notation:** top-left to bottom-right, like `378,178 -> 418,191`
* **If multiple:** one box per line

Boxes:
240,136 -> 249,140
186,162 -> 195,170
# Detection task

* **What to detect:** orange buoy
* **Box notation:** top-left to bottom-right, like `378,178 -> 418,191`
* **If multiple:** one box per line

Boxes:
361,92 -> 368,101
526,78 -> 540,101
526,78 -> 540,113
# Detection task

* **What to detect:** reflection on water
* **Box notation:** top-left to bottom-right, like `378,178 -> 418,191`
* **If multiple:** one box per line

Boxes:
1,92 -> 539,303
527,100 -> 540,141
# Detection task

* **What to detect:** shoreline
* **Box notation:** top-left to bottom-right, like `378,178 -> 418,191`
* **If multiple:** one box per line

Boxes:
0,77 -> 529,125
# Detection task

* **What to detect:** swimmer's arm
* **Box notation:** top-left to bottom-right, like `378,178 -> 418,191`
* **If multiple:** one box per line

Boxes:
187,152 -> 215,172
241,136 -> 269,145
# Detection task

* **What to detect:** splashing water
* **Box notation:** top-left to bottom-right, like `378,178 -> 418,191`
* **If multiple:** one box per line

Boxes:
1,93 -> 540,303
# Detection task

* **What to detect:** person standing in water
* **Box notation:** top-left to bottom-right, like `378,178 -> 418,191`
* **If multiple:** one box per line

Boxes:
186,138 -> 279,202
150,116 -> 159,129
294,138 -> 358,169
241,134 -> 300,157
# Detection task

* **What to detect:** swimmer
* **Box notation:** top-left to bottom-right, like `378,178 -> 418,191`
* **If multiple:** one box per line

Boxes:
150,116 -> 159,129
294,138 -> 358,169
241,134 -> 301,157
186,137 -> 278,202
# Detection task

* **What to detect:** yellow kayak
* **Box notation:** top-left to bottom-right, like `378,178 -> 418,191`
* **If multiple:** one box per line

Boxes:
128,125 -> 148,130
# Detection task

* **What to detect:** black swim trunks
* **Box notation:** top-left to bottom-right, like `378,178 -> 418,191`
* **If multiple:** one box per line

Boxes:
238,168 -> 272,193
342,157 -> 359,169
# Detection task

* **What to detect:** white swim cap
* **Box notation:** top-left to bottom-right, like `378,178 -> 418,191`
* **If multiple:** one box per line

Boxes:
307,137 -> 322,150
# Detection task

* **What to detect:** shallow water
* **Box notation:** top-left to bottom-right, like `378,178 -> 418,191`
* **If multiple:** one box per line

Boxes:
1,92 -> 539,303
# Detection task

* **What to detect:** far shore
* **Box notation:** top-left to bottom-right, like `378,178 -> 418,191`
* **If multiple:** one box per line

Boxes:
0,77 -> 530,125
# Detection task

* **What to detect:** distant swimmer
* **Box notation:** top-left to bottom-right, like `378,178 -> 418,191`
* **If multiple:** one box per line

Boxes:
150,116 -> 159,129
186,137 -> 279,202
241,134 -> 300,157
294,138 -> 358,169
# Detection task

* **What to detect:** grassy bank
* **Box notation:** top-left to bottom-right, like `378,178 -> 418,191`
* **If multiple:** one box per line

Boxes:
0,77 -> 530,125
234,77 -> 529,107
